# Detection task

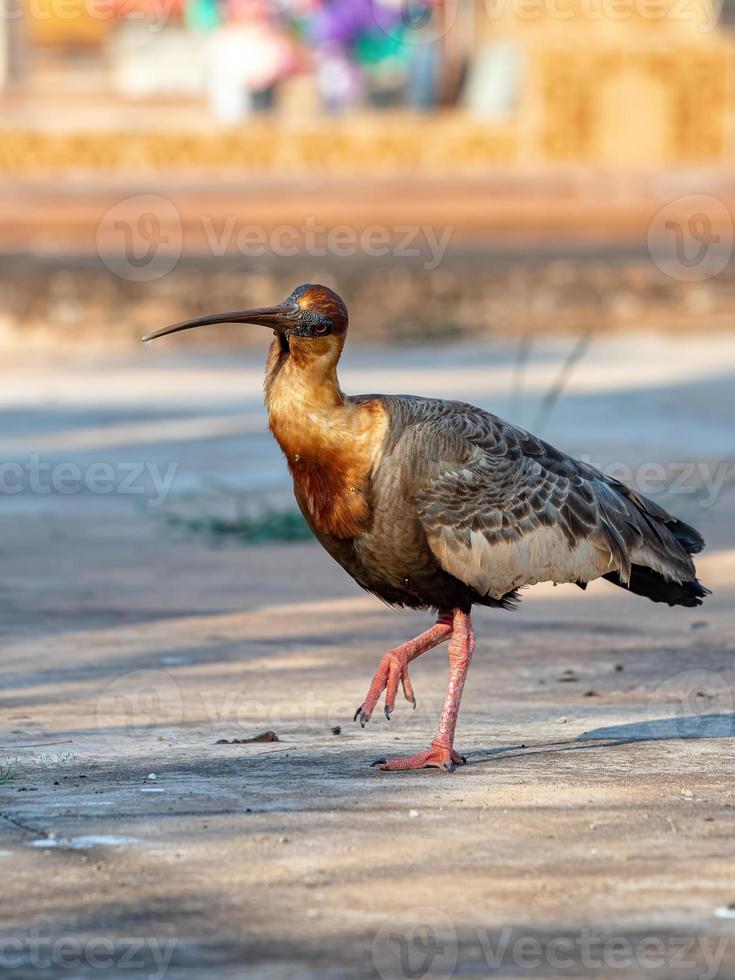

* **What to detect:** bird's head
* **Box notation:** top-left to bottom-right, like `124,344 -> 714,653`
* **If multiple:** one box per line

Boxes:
143,284 -> 348,361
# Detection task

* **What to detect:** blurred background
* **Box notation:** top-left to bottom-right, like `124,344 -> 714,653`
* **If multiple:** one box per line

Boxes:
3,5 -> 735,963
1,0 -> 734,544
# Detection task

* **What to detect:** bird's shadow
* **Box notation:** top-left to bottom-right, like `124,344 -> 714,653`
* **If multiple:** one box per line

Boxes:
467,713 -> 735,766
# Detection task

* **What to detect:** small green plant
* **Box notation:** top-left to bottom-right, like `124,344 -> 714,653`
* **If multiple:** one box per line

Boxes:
0,761 -> 16,785
0,752 -> 79,787
164,504 -> 313,544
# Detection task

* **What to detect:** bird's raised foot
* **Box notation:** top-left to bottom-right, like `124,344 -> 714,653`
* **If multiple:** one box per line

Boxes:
370,742 -> 466,773
353,649 -> 416,727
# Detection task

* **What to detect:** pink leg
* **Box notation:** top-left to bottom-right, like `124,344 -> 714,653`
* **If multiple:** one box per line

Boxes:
373,609 -> 475,773
354,612 -> 453,726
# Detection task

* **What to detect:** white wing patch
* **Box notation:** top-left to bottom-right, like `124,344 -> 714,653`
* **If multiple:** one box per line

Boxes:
427,525 -> 617,599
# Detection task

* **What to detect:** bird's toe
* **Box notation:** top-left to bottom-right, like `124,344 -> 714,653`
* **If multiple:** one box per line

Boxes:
370,742 -> 464,773
354,706 -> 371,727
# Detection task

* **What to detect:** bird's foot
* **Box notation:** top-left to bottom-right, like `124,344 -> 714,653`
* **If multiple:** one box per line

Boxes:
371,741 -> 466,773
353,649 -> 416,727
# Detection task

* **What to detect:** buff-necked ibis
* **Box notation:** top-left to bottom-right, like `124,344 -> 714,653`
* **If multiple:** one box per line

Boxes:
144,284 -> 710,772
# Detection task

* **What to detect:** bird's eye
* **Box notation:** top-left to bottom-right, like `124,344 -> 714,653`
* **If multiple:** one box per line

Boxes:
313,322 -> 330,335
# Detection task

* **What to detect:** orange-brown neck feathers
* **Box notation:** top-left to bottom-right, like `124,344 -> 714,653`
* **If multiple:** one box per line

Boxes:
263,336 -> 387,540
264,333 -> 345,410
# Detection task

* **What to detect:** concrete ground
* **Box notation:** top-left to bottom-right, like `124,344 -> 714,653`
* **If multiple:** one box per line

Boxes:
1,335 -> 735,979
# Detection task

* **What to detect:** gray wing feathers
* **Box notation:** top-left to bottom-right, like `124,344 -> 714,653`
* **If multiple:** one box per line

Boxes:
384,396 -> 699,599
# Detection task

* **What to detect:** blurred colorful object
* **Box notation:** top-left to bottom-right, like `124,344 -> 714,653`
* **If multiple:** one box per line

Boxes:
185,0 -> 220,33
26,0 -> 116,45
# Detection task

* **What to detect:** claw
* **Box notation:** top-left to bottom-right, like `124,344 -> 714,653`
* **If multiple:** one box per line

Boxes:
354,647 -> 423,729
370,758 -> 387,768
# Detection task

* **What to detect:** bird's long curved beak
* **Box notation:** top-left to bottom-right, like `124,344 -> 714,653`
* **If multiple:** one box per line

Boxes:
142,302 -> 298,343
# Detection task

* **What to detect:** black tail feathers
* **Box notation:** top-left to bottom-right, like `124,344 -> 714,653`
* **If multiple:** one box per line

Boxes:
603,565 -> 711,608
